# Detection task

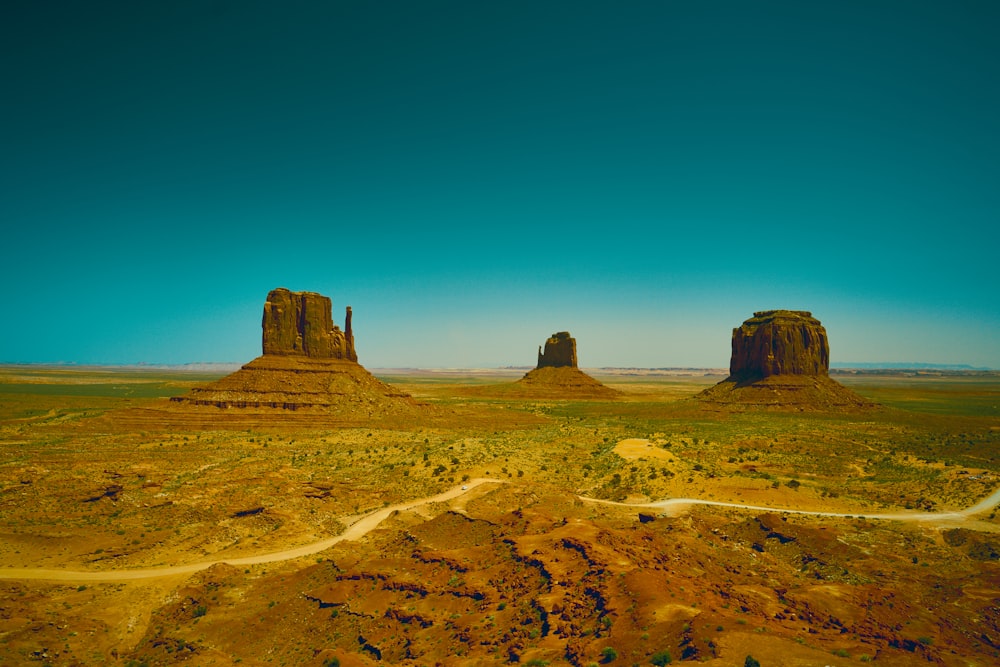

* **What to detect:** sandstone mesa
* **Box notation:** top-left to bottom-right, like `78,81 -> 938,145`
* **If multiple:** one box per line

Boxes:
697,310 -> 874,410
536,331 -> 578,369
171,288 -> 416,417
729,310 -> 829,380
262,287 -> 357,361
517,331 -> 618,398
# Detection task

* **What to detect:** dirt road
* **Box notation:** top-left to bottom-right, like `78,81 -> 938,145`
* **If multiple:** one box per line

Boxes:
581,485 -> 1000,522
3,480 -> 997,582
0,478 -> 505,582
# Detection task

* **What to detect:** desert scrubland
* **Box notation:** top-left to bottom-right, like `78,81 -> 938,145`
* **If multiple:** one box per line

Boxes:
1,366 -> 998,666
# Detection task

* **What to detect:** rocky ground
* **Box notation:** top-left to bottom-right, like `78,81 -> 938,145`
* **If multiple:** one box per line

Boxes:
0,366 -> 998,666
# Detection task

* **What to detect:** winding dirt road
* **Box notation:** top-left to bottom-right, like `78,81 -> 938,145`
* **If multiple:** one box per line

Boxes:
580,486 -> 1000,522
0,478 -> 505,583
3,479 -> 997,583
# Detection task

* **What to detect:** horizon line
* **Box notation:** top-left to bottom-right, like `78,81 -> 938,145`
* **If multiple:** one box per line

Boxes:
1,361 -> 995,372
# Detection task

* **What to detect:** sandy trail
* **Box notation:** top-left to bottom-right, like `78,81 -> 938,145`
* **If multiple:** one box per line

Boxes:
4,480 -> 998,583
581,486 -> 1000,522
0,478 -> 505,583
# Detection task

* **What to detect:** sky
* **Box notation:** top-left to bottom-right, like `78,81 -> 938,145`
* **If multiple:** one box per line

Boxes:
2,1 -> 998,369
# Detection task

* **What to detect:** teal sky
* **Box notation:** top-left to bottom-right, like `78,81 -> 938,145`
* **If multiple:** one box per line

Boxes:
3,1 -> 998,368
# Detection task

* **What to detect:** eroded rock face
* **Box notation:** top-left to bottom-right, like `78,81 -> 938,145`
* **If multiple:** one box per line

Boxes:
729,310 -> 829,381
262,288 -> 357,361
537,332 -> 578,369
168,287 -> 423,418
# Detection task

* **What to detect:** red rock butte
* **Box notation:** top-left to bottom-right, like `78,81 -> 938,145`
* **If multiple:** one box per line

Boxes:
537,331 -> 578,368
170,288 -> 417,418
262,288 -> 357,361
515,332 -> 618,398
696,310 -> 874,410
729,310 -> 829,380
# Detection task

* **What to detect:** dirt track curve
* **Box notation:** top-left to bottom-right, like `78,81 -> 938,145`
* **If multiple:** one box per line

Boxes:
580,485 -> 1000,522
3,480 -> 998,583
0,478 -> 505,582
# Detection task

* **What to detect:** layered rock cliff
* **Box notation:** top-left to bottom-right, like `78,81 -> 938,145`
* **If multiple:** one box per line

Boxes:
537,332 -> 578,369
171,288 -> 418,419
514,331 -> 616,398
697,310 -> 873,410
262,288 -> 356,361
729,310 -> 829,381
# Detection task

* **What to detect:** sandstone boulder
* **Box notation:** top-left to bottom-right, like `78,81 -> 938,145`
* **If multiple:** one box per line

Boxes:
537,332 -> 578,369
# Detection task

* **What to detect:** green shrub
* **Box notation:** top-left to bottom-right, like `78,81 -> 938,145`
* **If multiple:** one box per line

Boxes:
650,649 -> 672,665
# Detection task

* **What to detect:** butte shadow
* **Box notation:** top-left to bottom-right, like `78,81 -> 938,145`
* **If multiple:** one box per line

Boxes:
464,332 -> 619,399
694,310 -> 876,411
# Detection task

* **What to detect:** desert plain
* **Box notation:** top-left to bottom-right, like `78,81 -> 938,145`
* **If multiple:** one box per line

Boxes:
1,365 -> 998,666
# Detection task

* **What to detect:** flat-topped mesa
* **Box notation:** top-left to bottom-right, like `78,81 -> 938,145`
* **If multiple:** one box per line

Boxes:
262,288 -> 357,361
695,308 -> 874,410
537,332 -> 578,369
730,310 -> 829,381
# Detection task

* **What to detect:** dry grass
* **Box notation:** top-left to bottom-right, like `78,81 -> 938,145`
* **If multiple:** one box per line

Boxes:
1,365 -> 998,665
